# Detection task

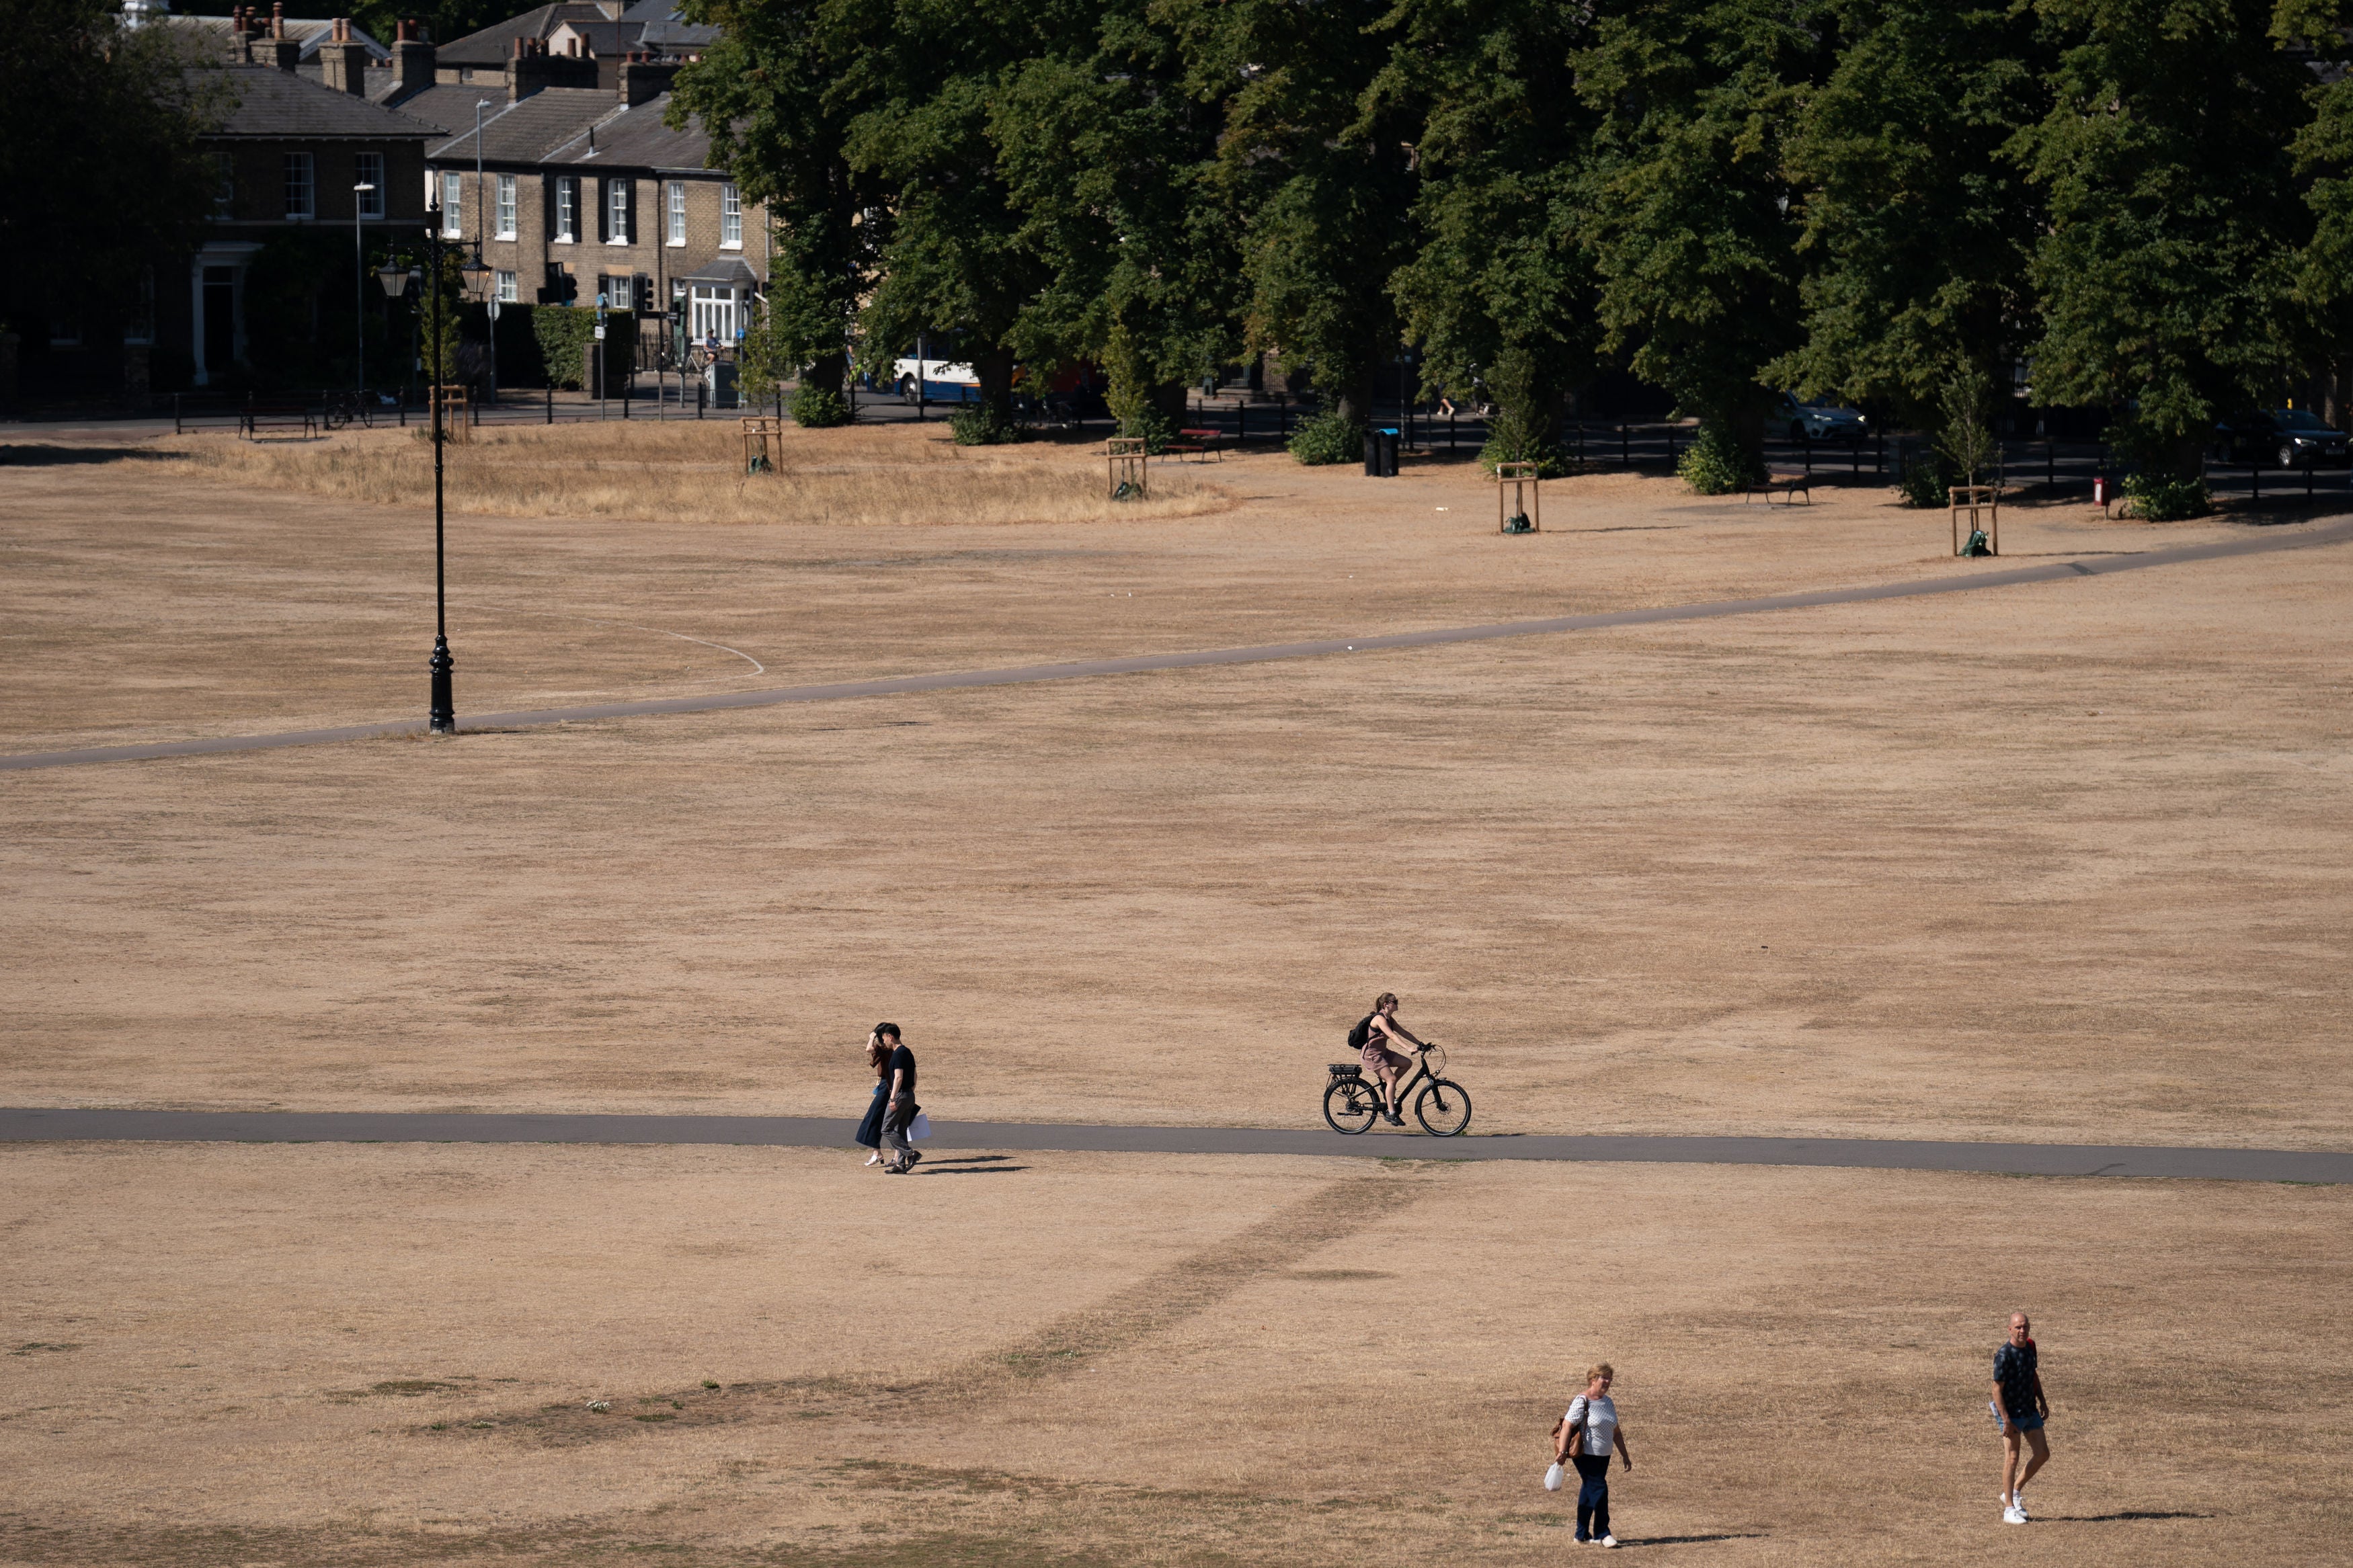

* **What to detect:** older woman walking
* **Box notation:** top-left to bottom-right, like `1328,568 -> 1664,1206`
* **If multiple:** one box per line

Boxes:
1555,1363 -> 1634,1546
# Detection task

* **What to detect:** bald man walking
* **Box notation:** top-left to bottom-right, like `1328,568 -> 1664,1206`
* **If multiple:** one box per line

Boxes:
1992,1312 -> 2050,1523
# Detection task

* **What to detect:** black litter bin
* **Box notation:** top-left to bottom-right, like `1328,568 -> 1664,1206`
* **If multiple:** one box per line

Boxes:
1363,426 -> 1400,477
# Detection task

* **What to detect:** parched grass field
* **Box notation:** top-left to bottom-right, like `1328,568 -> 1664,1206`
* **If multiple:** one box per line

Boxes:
1,419 -> 2349,1564
157,420 -> 1236,528
1,1143 -> 2346,1568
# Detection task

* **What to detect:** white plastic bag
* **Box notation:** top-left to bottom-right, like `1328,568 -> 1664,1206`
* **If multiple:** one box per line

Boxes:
1543,1462 -> 1564,1493
910,1112 -> 932,1141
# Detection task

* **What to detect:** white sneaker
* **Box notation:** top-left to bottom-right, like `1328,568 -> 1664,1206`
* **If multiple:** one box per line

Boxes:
2003,1505 -> 2026,1525
1599,1536 -> 1619,1548
2011,1489 -> 2029,1521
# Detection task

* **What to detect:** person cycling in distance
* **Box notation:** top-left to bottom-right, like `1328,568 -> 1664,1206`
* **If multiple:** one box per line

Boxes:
1349,992 -> 1429,1126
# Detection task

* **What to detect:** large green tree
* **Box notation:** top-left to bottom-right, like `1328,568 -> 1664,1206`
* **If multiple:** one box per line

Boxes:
2014,0 -> 2315,476
991,0 -> 1243,438
1574,0 -> 1829,467
2290,2 -> 2353,407
842,0 -> 1083,431
1162,0 -> 1417,434
1771,0 -> 2047,429
1380,0 -> 1601,471
0,0 -> 224,349
673,0 -> 890,409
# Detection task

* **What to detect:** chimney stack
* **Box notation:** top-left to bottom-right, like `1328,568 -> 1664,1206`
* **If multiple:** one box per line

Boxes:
268,3 -> 300,69
507,34 -> 596,101
391,19 -> 435,95
617,51 -> 678,107
321,17 -> 370,93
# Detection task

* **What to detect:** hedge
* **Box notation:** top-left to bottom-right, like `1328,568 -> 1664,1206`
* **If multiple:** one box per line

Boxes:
495,305 -> 637,390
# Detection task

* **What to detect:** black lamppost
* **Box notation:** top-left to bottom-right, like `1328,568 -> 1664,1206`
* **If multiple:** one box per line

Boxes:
390,214 -> 461,734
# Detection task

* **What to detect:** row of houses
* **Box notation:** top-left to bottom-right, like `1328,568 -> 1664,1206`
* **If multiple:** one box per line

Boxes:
132,0 -> 764,390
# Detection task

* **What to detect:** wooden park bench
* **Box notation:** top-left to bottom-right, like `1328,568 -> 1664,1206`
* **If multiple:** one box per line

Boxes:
239,399 -> 317,440
1745,470 -> 1812,505
1164,427 -> 1221,462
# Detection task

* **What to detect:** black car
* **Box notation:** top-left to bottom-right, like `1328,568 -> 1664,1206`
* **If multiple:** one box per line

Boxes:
2215,408 -> 2350,467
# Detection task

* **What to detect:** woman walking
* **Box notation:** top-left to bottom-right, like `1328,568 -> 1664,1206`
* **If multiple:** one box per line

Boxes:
1555,1363 -> 1634,1546
854,1030 -> 892,1165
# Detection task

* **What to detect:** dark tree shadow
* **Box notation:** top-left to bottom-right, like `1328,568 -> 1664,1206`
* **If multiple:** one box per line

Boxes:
0,444 -> 173,466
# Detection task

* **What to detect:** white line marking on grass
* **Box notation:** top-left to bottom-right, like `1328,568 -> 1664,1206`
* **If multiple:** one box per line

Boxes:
492,608 -> 766,676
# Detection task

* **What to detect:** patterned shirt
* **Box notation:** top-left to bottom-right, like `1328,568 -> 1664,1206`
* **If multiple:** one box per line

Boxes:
1993,1341 -> 2040,1418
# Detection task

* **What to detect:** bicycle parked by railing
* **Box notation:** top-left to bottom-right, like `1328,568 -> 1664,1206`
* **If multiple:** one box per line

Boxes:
1322,1044 -> 1472,1137
322,390 -> 378,431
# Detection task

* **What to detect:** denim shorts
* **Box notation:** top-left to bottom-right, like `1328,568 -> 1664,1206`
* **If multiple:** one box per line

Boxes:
2006,1411 -> 2045,1434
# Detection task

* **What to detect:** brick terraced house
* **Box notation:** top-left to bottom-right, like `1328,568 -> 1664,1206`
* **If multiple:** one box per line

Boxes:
424,42 -> 767,370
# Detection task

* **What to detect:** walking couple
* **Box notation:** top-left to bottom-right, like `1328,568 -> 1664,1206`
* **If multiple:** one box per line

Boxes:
854,1023 -> 924,1173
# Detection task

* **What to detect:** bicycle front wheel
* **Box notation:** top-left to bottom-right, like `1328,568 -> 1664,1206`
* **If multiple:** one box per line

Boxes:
1414,1079 -> 1472,1137
1322,1075 -> 1380,1134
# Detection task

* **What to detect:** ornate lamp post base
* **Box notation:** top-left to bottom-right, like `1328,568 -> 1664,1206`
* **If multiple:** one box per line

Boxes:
428,633 -> 456,733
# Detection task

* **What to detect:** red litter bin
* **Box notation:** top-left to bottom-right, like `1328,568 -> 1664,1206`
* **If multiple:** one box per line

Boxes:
2092,474 -> 2110,507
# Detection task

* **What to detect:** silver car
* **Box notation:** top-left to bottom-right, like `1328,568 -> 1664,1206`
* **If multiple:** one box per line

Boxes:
1777,392 -> 1868,442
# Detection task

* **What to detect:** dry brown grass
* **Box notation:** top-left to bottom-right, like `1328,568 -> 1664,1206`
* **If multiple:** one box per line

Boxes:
1,1141 -> 2344,1567
155,419 -> 1234,527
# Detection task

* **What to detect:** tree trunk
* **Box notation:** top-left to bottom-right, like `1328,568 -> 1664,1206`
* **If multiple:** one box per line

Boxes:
803,349 -> 846,402
975,345 -> 1017,423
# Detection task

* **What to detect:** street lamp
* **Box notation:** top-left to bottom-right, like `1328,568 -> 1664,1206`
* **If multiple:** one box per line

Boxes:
353,181 -> 375,395
418,210 -> 457,735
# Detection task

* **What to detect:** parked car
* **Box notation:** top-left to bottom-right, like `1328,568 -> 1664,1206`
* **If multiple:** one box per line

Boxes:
1776,392 -> 1868,442
2214,408 -> 2350,467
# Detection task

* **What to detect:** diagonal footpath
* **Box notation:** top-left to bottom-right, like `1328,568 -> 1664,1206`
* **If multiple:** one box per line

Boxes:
1,1108 -> 2344,1183
8,516 -> 2352,773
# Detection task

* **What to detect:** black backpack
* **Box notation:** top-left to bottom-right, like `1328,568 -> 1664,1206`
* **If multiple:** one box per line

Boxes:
1347,1013 -> 1376,1051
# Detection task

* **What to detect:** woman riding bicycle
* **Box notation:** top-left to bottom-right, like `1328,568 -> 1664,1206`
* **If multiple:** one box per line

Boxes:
1351,992 -> 1427,1126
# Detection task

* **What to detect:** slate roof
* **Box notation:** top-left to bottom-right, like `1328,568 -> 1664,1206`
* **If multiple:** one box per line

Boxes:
162,15 -> 390,61
616,0 -> 719,49
427,87 -> 621,162
437,3 -> 618,67
543,92 -> 713,173
383,79 -> 508,134
198,63 -> 444,140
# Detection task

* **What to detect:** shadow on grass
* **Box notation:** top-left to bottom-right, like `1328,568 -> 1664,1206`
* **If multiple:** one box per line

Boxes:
1613,1534 -> 1767,1549
2049,1510 -> 2210,1524
918,1165 -> 1028,1175
0,444 -> 172,466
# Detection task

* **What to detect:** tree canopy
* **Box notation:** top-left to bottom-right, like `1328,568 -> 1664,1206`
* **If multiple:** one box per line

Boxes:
669,0 -> 2353,474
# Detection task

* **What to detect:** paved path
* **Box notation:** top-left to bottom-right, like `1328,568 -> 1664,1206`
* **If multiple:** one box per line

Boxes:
2,1108 -> 2342,1182
9,518 -> 2350,774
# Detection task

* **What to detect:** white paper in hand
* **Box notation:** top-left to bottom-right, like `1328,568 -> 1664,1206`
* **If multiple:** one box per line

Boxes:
1544,1462 -> 1564,1492
910,1112 -> 933,1141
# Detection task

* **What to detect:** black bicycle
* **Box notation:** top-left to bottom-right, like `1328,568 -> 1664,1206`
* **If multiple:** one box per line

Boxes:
322,390 -> 378,431
1323,1044 -> 1472,1137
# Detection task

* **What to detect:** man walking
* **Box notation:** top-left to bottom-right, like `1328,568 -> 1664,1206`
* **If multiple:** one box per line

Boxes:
874,1024 -> 922,1174
1993,1311 -> 2050,1523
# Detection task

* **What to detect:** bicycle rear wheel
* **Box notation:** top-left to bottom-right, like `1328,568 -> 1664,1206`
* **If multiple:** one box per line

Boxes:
1322,1075 -> 1381,1134
1414,1079 -> 1472,1137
